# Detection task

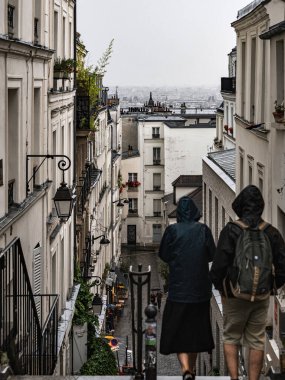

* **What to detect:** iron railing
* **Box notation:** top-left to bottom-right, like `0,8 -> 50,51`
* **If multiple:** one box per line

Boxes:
0,238 -> 59,375
77,164 -> 101,215
82,234 -> 92,279
221,77 -> 236,93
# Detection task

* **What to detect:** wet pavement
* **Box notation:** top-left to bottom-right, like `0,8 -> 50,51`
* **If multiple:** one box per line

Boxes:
114,248 -> 181,376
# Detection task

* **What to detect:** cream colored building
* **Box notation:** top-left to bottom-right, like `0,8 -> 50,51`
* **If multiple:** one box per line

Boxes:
202,0 -> 285,375
0,0 -> 76,376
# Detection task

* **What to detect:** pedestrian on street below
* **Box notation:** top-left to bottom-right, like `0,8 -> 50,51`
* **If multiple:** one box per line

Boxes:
156,290 -> 162,311
210,185 -> 285,380
159,196 -> 215,380
150,291 -> 156,305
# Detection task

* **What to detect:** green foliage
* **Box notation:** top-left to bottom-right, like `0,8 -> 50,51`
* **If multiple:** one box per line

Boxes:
76,39 -> 114,110
95,39 -> 114,76
80,337 -> 118,375
274,100 -> 284,113
73,265 -> 99,327
54,58 -> 75,74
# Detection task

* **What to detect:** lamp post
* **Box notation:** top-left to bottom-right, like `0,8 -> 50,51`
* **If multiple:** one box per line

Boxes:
26,154 -> 74,221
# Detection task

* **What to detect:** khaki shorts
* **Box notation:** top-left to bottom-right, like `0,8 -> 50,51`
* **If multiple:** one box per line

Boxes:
223,297 -> 269,350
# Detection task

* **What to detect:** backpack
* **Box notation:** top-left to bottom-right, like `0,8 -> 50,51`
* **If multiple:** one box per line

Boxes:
227,219 -> 274,302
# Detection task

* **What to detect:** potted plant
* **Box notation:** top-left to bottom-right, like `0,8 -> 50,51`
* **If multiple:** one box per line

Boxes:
273,100 -> 284,123
228,127 -> 233,134
54,58 -> 64,79
224,124 -> 229,132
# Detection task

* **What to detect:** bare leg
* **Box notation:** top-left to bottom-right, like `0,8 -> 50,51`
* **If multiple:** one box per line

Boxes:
177,353 -> 190,373
224,343 -> 239,379
248,349 -> 264,380
177,353 -> 197,374
188,353 -> 197,373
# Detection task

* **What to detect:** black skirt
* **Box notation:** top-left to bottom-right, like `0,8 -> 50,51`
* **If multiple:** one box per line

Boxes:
160,299 -> 214,354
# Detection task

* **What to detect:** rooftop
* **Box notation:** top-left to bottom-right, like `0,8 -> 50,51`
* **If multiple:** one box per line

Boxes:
172,175 -> 202,187
168,187 -> 202,219
236,0 -> 268,20
207,148 -> 236,182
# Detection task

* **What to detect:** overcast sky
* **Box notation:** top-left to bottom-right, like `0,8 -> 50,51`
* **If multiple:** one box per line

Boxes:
77,0 -> 251,87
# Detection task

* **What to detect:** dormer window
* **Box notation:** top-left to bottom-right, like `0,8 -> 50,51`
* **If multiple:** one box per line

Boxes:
8,4 -> 15,36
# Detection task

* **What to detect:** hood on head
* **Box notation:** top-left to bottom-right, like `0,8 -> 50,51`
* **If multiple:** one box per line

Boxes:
232,185 -> 264,227
176,196 -> 201,223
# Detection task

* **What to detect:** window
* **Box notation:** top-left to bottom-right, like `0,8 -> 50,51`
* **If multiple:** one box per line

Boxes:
8,4 -> 15,30
152,127 -> 160,138
222,206 -> 225,229
128,173 -> 138,182
248,155 -> 254,185
203,182 -> 206,221
0,160 -> 3,186
250,38 -> 256,122
153,173 -> 161,190
128,198 -> 138,214
153,199 -> 161,217
54,11 -> 58,56
153,147 -> 161,165
239,149 -> 244,190
34,18 -> 39,43
276,40 -> 284,105
62,16 -> 66,57
214,197 -> 218,242
209,189 -> 212,230
257,162 -> 264,195
241,41 -> 246,117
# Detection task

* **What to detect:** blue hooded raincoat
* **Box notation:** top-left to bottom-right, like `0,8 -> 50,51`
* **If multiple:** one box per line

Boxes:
159,196 -> 215,303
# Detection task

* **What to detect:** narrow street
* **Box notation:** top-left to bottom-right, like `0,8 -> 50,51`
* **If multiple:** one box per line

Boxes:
114,249 -> 181,376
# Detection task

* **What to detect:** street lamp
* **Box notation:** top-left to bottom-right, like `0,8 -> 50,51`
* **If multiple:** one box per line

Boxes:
113,198 -> 129,208
92,234 -> 110,245
26,154 -> 74,221
91,276 -> 103,315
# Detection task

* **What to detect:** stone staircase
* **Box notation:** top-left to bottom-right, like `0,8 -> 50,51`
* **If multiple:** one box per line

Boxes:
8,376 -> 231,380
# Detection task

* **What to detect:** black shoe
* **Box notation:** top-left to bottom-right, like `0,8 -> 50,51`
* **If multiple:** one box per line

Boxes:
182,371 -> 194,380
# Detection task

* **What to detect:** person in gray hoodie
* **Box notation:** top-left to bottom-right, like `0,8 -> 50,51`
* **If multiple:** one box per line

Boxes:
211,185 -> 285,380
159,196 -> 215,380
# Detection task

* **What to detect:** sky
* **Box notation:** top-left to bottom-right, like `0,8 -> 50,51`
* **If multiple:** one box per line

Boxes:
77,0 -> 251,87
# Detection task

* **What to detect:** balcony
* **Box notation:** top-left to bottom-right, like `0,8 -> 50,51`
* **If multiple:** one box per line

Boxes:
221,77 -> 236,94
128,209 -> 138,216
153,159 -> 161,165
0,238 -> 59,375
153,186 -> 161,191
77,164 -> 101,215
153,212 -> 161,217
152,134 -> 160,138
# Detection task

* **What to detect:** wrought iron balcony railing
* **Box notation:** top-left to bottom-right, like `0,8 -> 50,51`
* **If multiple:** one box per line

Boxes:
153,159 -> 161,165
77,164 -> 101,215
152,134 -> 160,138
221,77 -> 236,94
0,238 -> 59,375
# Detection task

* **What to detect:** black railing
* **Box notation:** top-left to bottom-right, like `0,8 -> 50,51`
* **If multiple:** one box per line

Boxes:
77,164 -> 101,215
153,186 -> 161,191
0,238 -> 59,375
153,159 -> 161,165
99,182 -> 107,203
153,212 -> 161,217
34,18 -> 39,42
221,77 -> 236,93
152,134 -> 160,139
82,234 -> 92,279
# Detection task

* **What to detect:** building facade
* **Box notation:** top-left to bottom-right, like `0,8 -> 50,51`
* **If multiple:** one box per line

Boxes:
0,0 -> 76,376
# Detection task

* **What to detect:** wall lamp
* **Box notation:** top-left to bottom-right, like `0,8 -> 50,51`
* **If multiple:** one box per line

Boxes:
113,198 -> 129,208
92,234 -> 110,245
277,184 -> 285,194
91,276 -> 103,315
26,154 -> 74,221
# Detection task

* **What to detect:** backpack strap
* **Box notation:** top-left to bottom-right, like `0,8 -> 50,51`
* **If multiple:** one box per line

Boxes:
258,221 -> 270,231
233,219 -> 248,229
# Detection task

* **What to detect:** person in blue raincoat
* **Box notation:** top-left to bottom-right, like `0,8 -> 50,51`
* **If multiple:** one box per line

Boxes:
159,196 -> 215,380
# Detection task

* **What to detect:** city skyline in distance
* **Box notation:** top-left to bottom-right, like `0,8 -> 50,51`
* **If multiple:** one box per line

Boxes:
77,0 -> 250,87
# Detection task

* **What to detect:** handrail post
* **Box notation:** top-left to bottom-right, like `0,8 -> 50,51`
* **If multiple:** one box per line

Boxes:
129,264 -> 151,380
144,304 -> 157,380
